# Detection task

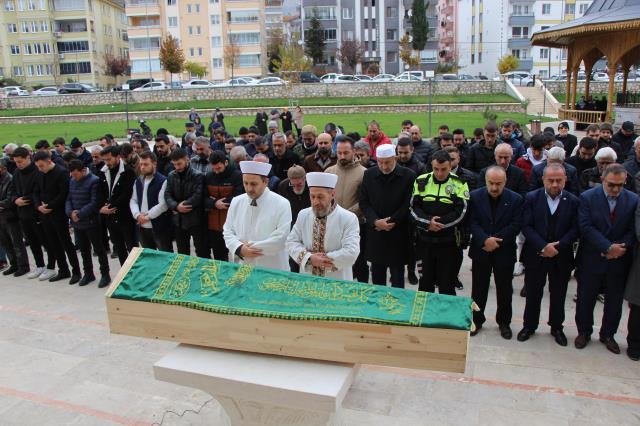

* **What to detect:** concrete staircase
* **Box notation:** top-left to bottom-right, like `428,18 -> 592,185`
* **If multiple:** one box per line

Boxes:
517,85 -> 559,117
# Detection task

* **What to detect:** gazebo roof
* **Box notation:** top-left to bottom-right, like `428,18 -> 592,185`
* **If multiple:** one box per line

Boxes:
531,0 -> 640,47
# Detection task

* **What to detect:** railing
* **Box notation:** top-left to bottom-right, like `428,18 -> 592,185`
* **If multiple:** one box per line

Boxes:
617,91 -> 640,107
558,107 -> 605,124
125,0 -> 158,6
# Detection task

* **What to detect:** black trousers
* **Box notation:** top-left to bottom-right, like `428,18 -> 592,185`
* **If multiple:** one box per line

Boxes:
75,226 -> 110,276
471,253 -> 515,327
628,303 -> 640,355
0,220 -> 28,269
105,217 -> 135,265
101,216 -> 110,252
175,226 -> 209,258
40,214 -> 80,275
289,257 -> 300,273
19,217 -> 53,269
576,266 -> 627,338
208,230 -> 228,261
523,258 -> 571,330
139,227 -> 173,252
417,242 -> 458,295
371,263 -> 404,288
353,223 -> 369,283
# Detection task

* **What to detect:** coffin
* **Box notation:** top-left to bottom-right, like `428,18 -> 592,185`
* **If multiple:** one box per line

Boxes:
106,248 -> 472,372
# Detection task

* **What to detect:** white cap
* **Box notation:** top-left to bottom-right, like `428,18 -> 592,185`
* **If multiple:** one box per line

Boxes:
306,172 -> 338,189
239,161 -> 272,176
376,144 -> 396,159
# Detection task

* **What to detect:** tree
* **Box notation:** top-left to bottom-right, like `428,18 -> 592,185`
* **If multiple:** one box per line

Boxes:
102,53 -> 129,87
399,34 -> 420,70
267,29 -> 285,73
159,34 -> 185,84
272,43 -> 313,81
411,0 -> 429,51
184,61 -> 207,78
305,9 -> 325,65
224,43 -> 241,81
497,55 -> 519,74
336,40 -> 364,74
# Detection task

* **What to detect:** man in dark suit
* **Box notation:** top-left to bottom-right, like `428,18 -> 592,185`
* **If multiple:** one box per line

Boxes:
518,164 -> 579,346
575,163 -> 638,354
529,147 -> 580,195
469,166 -> 523,339
478,143 -> 527,197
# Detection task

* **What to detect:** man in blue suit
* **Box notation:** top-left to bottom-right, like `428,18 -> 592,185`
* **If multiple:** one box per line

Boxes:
575,163 -> 638,354
518,164 -> 579,346
529,147 -> 580,195
469,166 -> 523,339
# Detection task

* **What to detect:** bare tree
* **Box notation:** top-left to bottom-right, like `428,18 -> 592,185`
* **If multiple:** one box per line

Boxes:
336,40 -> 365,74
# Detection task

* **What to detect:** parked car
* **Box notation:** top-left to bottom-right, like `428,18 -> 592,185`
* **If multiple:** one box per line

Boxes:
255,76 -> 286,86
373,73 -> 396,82
592,72 -> 609,81
289,71 -> 320,83
3,86 -> 29,96
392,74 -> 423,82
457,74 -> 476,80
214,78 -> 252,87
396,71 -> 425,81
133,82 -> 167,91
115,78 -> 154,91
32,86 -> 60,96
182,79 -> 215,89
58,83 -> 100,94
320,73 -> 343,83
500,71 -> 535,86
334,75 -> 360,83
435,74 -> 458,81
354,74 -> 373,81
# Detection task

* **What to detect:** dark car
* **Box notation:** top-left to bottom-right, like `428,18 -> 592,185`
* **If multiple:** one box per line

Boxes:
58,83 -> 99,94
114,78 -> 155,91
299,72 -> 320,83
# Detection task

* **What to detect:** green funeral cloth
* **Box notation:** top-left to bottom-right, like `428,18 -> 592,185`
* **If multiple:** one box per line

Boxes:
110,249 -> 473,330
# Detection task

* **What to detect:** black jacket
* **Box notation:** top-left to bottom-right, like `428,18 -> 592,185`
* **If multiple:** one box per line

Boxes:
10,162 -> 39,221
0,171 -> 17,223
97,160 -> 136,225
612,130 -> 637,158
465,140 -> 496,173
359,165 -> 416,265
598,138 -> 624,163
398,156 -> 427,176
34,164 -> 69,220
623,157 -> 640,191
557,134 -> 578,159
277,179 -> 311,225
453,166 -> 478,191
566,155 -> 596,180
165,166 -> 204,230
270,150 -> 300,180
157,153 -> 174,177
479,165 -> 528,197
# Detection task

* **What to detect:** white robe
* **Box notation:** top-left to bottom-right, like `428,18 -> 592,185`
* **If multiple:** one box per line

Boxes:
286,205 -> 360,280
223,188 -> 292,271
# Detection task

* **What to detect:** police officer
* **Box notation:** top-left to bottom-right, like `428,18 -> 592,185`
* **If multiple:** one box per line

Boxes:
410,149 -> 470,295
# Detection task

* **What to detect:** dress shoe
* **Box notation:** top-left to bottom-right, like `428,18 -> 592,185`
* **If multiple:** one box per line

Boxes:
574,334 -> 591,349
69,273 -> 81,285
520,287 -> 527,297
13,268 -> 29,277
78,274 -> 96,286
499,324 -> 512,340
0,261 -> 7,271
517,327 -> 535,342
98,275 -> 111,288
3,265 -> 17,276
627,349 -> 640,361
49,271 -> 71,282
408,271 -> 418,285
551,329 -> 568,347
599,336 -> 620,354
470,324 -> 482,336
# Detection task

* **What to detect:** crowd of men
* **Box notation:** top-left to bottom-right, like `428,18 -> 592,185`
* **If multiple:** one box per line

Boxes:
1,113 -> 640,361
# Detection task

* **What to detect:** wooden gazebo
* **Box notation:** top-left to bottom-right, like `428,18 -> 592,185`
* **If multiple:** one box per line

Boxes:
531,0 -> 640,123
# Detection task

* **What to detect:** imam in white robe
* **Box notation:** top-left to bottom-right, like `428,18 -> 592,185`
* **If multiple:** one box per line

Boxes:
286,204 -> 360,280
223,188 -> 292,271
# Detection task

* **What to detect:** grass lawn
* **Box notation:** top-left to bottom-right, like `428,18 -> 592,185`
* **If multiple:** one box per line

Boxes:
6,111 -> 545,146
552,93 -> 607,103
0,93 -> 516,117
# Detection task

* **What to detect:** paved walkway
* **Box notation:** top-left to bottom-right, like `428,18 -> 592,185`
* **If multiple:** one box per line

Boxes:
1,252 -> 639,425
519,86 -> 559,118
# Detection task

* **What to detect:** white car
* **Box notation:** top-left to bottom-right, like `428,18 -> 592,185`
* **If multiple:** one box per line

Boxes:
396,71 -> 425,81
255,77 -> 286,86
320,73 -> 343,83
133,82 -> 167,91
592,72 -> 609,81
214,78 -> 253,87
501,71 -> 535,86
3,86 -> 29,96
373,73 -> 396,82
32,86 -> 60,96
392,74 -> 423,82
182,79 -> 214,89
334,75 -> 360,83
239,76 -> 259,84
354,74 -> 373,81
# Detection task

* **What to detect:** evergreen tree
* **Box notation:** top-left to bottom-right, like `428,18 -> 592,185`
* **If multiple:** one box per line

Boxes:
305,9 -> 326,65
411,0 -> 429,51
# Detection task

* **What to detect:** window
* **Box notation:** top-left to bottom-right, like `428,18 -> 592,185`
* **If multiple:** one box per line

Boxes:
210,14 -> 220,24
10,45 -> 19,54
17,0 -> 23,10
478,52 -> 482,63
471,53 -> 475,64
129,37 -> 160,50
33,43 -> 42,54
167,0 -> 175,4
419,49 -> 437,63
386,51 -> 397,62
196,25 -> 201,35
27,65 -> 34,76
303,6 -> 336,20
238,54 -> 260,67
539,48 -> 549,59
227,10 -> 259,23
342,7 -> 352,19
45,64 -> 52,74
31,20 -> 37,32
187,4 -> 191,12
511,26 -> 529,38
370,19 -> 376,29
386,7 -> 397,18
59,61 -> 91,74
13,66 -> 23,76
564,3 -> 575,14
211,36 -> 221,47
5,1 -> 14,11
212,58 -> 222,68
511,49 -> 520,58
229,32 -> 260,45
21,21 -> 29,32
371,41 -> 377,50
43,42 -> 50,53
188,26 -> 193,35
195,3 -> 199,12
36,64 -> 43,75
131,58 -> 161,73
27,0 -> 35,10
324,29 -> 336,40
168,17 -> 177,27
539,69 -> 548,78
40,20 -> 48,32
198,47 -> 203,56
23,43 -> 32,54
386,29 -> 397,40
542,3 -> 551,14
38,0 -> 44,9
343,30 -> 354,41
57,40 -> 89,52
7,23 -> 17,33
210,0 -> 219,3
189,47 -> 194,56
579,3 -> 588,14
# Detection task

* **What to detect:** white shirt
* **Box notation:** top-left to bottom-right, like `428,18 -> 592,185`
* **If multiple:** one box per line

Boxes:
286,204 -> 360,281
223,188 -> 292,270
130,177 -> 168,229
545,191 -> 561,215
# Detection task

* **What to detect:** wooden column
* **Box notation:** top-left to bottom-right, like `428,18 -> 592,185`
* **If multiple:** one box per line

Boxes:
607,66 -> 616,122
622,67 -> 629,98
571,67 -> 579,109
565,50 -> 572,110
584,63 -> 593,100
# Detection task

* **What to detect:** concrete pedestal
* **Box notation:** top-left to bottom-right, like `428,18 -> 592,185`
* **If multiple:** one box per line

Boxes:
153,344 -> 358,426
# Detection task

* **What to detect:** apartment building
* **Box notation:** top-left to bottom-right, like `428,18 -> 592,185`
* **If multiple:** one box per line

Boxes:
437,0 -> 456,64
457,0 -> 593,78
0,0 -> 128,88
127,0 -> 277,82
300,0 -> 439,75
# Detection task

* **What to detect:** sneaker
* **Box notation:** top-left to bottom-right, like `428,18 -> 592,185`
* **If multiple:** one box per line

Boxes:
27,266 -> 46,279
513,262 -> 525,277
38,268 -> 57,281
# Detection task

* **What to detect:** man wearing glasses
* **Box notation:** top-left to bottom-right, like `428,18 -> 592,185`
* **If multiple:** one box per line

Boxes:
575,163 -> 638,354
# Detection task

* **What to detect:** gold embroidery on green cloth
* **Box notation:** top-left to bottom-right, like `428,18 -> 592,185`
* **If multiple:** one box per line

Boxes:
409,291 -> 428,326
152,254 -> 185,300
380,293 -> 405,315
170,256 -> 199,299
225,264 -> 253,287
200,261 -> 220,296
258,279 -> 374,304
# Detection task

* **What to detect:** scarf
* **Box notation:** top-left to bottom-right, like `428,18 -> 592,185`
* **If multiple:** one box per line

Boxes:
526,147 -> 547,167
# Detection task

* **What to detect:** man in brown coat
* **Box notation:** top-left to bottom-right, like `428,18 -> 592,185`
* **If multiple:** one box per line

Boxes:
303,133 -> 336,173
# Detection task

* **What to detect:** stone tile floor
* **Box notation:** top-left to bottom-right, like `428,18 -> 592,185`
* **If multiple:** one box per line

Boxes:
1,253 -> 638,425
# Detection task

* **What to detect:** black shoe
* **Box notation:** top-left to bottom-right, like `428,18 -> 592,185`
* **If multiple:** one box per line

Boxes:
551,329 -> 568,347
574,334 -> 591,349
49,271 -> 71,282
69,273 -> 81,285
13,268 -> 29,277
408,273 -> 418,285
599,336 -> 620,354
517,327 -> 535,342
627,349 -> 640,361
520,287 -> 526,297
3,265 -> 17,276
98,275 -> 111,288
499,324 -> 512,340
470,324 -> 482,336
110,252 -> 118,259
78,274 -> 96,286
455,278 -> 463,290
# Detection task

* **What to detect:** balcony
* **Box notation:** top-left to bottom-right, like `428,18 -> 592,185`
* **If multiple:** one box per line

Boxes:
507,37 -> 531,49
125,0 -> 160,16
508,14 -> 535,26
516,58 -> 533,70
128,26 -> 161,38
54,20 -> 88,33
265,0 -> 282,7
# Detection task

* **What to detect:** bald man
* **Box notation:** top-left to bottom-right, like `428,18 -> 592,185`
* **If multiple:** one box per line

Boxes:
303,132 -> 337,173
478,143 -> 528,197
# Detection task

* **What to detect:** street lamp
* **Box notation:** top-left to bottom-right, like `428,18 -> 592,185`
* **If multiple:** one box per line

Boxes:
145,1 -> 152,81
